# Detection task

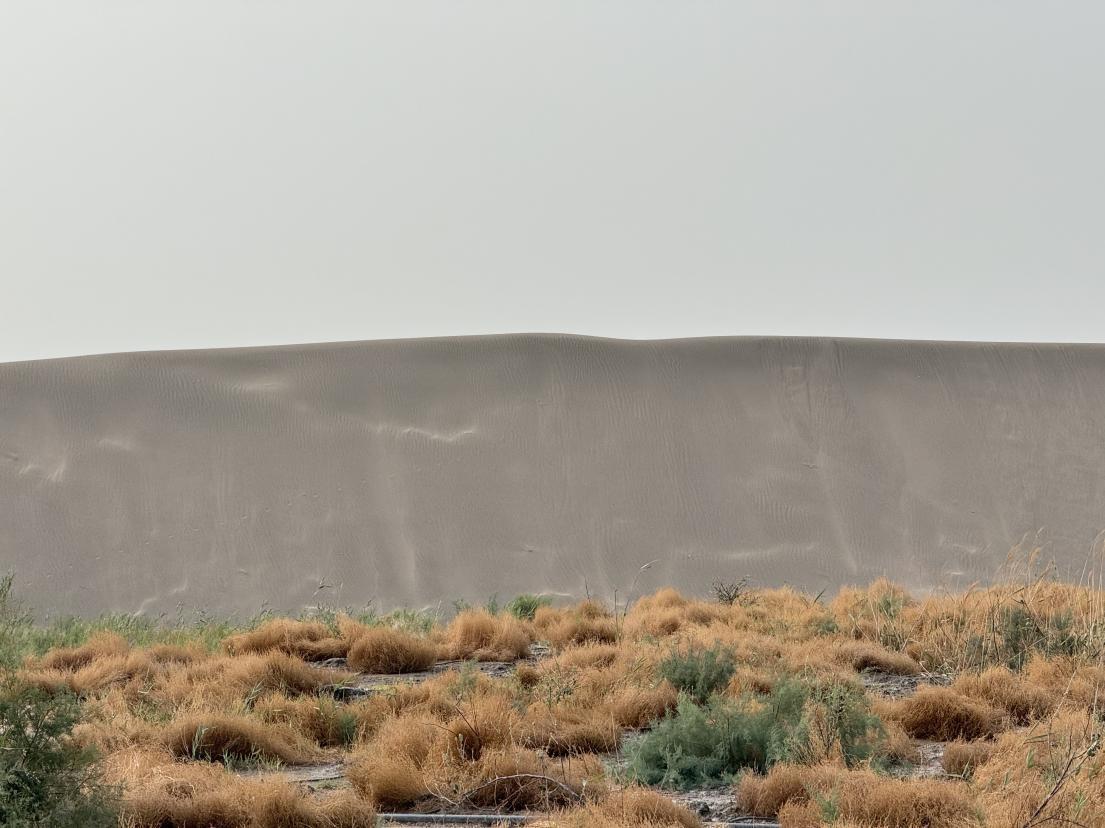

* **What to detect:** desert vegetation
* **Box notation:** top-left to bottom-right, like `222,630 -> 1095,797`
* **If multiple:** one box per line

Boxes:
6,562 -> 1105,826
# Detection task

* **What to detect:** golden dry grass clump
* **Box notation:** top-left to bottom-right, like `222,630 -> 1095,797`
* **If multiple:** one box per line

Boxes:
223,618 -> 346,661
950,665 -> 1056,724
440,608 -> 534,661
346,625 -> 438,673
736,762 -> 977,827
535,600 -> 619,650
105,747 -> 376,828
877,686 -> 1001,741
941,739 -> 996,777
161,713 -> 320,764
551,787 -> 702,827
971,709 -> 1105,827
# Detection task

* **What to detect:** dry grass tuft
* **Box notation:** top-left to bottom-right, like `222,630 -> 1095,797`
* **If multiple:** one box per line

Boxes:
441,609 -> 533,661
879,686 -> 1001,741
346,626 -> 437,673
107,748 -> 376,828
536,602 -> 619,650
555,787 -> 702,827
951,666 -> 1055,724
833,641 -> 921,676
34,630 -> 130,670
736,763 -> 976,827
942,740 -> 995,777
161,713 -> 319,764
223,618 -> 345,661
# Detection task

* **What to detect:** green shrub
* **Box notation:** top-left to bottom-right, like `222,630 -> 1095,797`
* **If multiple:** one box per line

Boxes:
0,682 -> 118,826
658,645 -> 736,704
505,594 -> 552,621
626,678 -> 883,789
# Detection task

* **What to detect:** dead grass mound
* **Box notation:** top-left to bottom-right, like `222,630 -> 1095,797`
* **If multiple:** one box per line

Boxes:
223,618 -> 345,661
161,713 -> 319,764
154,651 -> 348,707
879,686 -> 1001,741
34,630 -> 130,671
972,709 -> 1105,826
952,666 -> 1055,724
107,748 -> 376,828
942,740 -> 995,777
554,787 -> 702,827
346,626 -> 437,674
441,609 -> 533,661
833,641 -> 921,676
609,682 -> 678,729
736,763 -> 976,827
536,602 -> 619,650
253,693 -> 358,748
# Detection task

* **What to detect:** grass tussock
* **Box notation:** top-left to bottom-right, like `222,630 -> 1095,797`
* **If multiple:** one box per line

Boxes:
223,618 -> 346,661
441,608 -> 534,661
736,763 -> 977,827
535,601 -> 619,650
878,687 -> 1001,741
107,747 -> 376,828
346,626 -> 437,673
553,787 -> 702,827
161,713 -> 319,764
941,740 -> 995,777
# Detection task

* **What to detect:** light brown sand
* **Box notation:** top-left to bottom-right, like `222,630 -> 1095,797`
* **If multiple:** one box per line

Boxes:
3,335 -> 1105,617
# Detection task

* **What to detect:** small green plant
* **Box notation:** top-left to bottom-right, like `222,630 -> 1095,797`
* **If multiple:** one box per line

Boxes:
626,678 -> 885,789
0,681 -> 118,827
815,787 -> 842,823
505,593 -> 552,621
659,645 -> 736,704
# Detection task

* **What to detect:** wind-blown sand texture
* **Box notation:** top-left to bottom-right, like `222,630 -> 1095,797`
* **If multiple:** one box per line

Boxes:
3,334 -> 1105,616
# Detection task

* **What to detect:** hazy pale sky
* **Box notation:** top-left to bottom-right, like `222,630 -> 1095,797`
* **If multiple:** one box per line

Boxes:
2,3 -> 1104,363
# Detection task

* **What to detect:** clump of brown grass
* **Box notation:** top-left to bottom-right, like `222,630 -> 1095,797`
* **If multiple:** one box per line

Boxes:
346,753 -> 429,810
553,787 -> 702,827
736,763 -> 976,827
1023,654 -> 1105,709
879,686 -> 1001,741
833,641 -> 921,676
160,713 -> 319,764
441,609 -> 533,661
952,666 -> 1056,724
942,740 -> 995,777
33,630 -> 131,670
253,693 -> 358,747
523,705 -> 619,756
223,618 -> 346,661
152,651 -> 349,708
459,748 -> 604,810
536,602 -> 619,650
345,626 -> 437,673
973,709 -> 1105,826
609,682 -> 678,729
105,747 -> 376,828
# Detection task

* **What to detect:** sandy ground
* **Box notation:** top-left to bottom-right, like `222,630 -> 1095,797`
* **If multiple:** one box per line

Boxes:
4,334 -> 1105,617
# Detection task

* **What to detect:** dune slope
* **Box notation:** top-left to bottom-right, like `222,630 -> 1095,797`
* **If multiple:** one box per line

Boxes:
3,335 -> 1105,616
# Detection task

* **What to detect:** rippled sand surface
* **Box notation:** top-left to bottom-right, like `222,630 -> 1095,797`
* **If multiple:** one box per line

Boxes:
3,335 -> 1105,617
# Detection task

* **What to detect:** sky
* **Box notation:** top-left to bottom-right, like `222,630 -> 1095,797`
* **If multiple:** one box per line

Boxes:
2,2 -> 1104,363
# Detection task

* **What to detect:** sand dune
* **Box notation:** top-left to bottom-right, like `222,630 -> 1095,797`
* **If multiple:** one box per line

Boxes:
3,335 -> 1105,617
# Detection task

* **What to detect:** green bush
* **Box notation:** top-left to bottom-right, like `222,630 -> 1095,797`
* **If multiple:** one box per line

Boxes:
626,678 -> 883,789
658,645 -> 736,704
0,682 -> 118,827
505,594 -> 552,621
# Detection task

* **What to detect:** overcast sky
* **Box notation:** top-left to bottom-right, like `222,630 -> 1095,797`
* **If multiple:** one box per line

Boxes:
2,3 -> 1104,363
